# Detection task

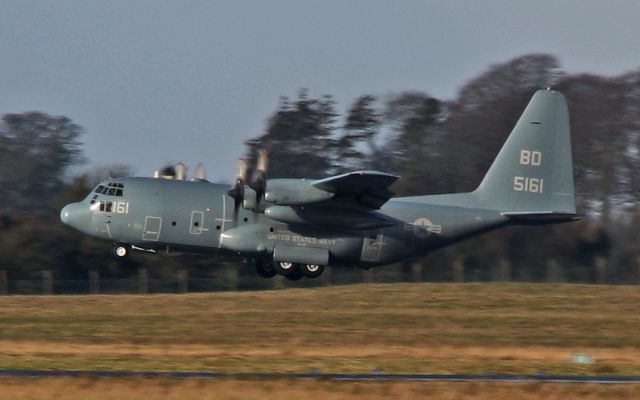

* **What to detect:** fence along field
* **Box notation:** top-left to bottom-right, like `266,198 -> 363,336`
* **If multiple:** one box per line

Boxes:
0,256 -> 623,295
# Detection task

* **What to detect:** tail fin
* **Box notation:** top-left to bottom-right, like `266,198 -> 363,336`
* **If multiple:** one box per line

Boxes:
475,89 -> 576,219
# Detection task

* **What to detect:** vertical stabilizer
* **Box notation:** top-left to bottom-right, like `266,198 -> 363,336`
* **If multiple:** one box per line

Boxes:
475,89 -> 576,216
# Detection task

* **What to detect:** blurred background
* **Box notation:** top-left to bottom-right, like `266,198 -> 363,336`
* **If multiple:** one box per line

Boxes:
1,1 -> 639,293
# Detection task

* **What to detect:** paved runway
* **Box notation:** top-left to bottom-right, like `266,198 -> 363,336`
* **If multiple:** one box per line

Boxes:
1,370 -> 640,383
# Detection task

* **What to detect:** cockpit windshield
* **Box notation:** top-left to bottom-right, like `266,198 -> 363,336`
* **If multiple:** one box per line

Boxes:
93,182 -> 124,197
89,182 -> 126,209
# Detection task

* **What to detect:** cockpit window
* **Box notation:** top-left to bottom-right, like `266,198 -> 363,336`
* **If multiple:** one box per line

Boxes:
98,201 -> 113,212
92,182 -> 125,198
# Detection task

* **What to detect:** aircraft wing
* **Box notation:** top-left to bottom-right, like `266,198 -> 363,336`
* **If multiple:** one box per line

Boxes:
311,170 -> 398,209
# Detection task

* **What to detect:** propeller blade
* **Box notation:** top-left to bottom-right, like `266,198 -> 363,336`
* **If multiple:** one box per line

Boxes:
228,158 -> 247,199
176,162 -> 187,180
193,163 -> 207,180
256,149 -> 268,175
250,149 -> 268,193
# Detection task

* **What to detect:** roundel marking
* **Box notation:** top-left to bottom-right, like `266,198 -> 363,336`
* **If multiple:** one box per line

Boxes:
412,218 -> 433,239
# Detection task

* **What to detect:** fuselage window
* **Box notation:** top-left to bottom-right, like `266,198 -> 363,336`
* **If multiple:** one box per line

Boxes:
99,202 -> 105,212
105,201 -> 113,213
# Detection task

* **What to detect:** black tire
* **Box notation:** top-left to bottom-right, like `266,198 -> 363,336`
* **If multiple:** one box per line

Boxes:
284,268 -> 304,281
112,243 -> 130,260
300,264 -> 324,279
255,259 -> 277,278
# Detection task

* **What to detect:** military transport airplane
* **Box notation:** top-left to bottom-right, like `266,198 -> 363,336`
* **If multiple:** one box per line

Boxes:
61,89 -> 577,280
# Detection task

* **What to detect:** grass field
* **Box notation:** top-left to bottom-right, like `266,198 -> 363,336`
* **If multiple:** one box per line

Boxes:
0,283 -> 639,398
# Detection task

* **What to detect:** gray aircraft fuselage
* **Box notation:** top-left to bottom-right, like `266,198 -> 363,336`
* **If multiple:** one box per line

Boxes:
61,177 -> 507,267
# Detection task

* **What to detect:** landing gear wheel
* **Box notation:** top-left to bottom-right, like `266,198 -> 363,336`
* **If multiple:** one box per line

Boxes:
255,259 -> 277,278
301,264 -> 324,279
275,261 -> 296,275
275,262 -> 304,281
112,243 -> 130,260
284,268 -> 304,281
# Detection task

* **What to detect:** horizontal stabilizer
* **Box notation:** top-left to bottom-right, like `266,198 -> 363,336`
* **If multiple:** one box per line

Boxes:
502,211 -> 580,225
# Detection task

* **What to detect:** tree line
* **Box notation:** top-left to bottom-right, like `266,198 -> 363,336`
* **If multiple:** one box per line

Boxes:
1,53 -> 639,285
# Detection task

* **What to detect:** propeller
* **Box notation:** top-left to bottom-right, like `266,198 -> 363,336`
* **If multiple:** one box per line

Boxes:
249,149 -> 269,207
193,163 -> 207,181
226,150 -> 269,221
175,162 -> 187,180
228,158 -> 248,197
227,158 -> 248,222
154,162 -> 207,181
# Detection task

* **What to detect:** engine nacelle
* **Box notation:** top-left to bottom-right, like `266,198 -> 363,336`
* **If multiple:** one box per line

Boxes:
264,179 -> 334,205
219,224 -> 267,253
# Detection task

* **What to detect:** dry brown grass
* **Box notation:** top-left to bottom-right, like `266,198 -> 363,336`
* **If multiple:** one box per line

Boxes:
1,341 -> 638,365
0,377 -> 638,400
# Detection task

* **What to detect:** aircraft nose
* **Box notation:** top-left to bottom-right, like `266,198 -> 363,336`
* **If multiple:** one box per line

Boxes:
60,204 -> 71,224
60,202 -> 89,230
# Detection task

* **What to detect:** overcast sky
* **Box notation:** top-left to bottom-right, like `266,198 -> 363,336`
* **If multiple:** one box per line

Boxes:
1,1 -> 639,182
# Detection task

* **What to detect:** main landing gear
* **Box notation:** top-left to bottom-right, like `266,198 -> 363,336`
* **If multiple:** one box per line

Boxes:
254,259 -> 277,278
254,260 -> 325,280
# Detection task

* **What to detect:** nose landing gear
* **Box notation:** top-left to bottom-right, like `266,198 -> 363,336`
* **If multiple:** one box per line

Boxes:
112,243 -> 131,260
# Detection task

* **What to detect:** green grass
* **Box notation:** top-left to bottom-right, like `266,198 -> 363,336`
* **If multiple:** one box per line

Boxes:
0,283 -> 639,374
